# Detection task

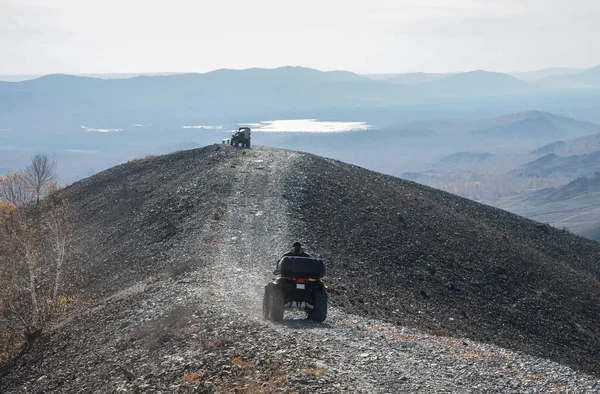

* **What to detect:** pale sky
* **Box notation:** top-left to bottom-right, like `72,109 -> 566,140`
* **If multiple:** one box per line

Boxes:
1,0 -> 599,75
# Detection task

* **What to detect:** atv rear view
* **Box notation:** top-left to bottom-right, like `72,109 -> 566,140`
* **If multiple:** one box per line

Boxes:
262,256 -> 328,322
230,126 -> 251,148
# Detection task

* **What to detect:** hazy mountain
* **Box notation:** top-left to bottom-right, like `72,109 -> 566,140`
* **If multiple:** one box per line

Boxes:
531,171 -> 600,203
469,110 -> 600,140
511,67 -> 584,82
364,72 -> 453,85
439,151 -> 494,163
531,140 -> 568,156
495,172 -> 600,241
376,123 -> 436,137
0,67 -> 410,131
415,70 -> 540,97
510,151 -> 600,179
537,65 -> 600,89
532,132 -> 600,156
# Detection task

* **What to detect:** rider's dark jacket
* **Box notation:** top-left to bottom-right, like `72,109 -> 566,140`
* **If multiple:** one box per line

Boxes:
274,248 -> 310,274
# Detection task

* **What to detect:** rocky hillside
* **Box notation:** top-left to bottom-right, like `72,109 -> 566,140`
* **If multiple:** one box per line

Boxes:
1,146 -> 599,393
288,154 -> 600,375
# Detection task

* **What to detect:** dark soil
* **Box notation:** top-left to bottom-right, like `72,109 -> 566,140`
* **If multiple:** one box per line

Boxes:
286,153 -> 600,376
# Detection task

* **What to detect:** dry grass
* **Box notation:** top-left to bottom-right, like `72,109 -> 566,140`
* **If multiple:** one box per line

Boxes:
182,369 -> 204,385
128,155 -> 158,164
302,365 -> 327,379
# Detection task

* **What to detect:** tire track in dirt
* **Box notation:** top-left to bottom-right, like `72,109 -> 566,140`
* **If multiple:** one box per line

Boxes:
207,147 -> 600,394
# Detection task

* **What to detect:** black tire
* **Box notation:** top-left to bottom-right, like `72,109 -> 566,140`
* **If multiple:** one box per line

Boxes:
269,287 -> 285,322
262,286 -> 270,320
308,291 -> 328,322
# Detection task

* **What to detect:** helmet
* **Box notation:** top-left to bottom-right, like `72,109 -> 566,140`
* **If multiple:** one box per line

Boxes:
293,242 -> 302,248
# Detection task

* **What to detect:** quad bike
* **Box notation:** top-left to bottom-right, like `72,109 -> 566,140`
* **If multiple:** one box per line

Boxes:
262,256 -> 328,322
230,127 -> 251,148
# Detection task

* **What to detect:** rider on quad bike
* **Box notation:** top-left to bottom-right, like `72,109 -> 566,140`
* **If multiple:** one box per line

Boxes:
263,242 -> 328,322
273,242 -> 310,275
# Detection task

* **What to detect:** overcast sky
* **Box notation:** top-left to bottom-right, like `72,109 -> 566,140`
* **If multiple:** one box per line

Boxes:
1,0 -> 599,75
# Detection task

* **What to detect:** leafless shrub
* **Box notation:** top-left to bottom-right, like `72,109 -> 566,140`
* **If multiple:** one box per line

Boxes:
24,154 -> 57,204
0,170 -> 74,364
0,172 -> 34,207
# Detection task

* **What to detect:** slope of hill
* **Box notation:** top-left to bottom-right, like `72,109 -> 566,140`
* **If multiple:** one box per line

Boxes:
533,132 -> 600,156
511,67 -> 584,82
538,65 -> 600,89
531,172 -> 600,203
531,140 -> 568,156
1,146 -> 599,393
497,173 -> 600,242
511,151 -> 600,178
415,70 -> 540,97
364,72 -> 453,85
470,110 -> 600,140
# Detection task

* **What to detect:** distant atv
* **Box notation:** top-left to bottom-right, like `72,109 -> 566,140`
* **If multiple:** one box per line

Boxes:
262,256 -> 328,322
230,127 -> 251,148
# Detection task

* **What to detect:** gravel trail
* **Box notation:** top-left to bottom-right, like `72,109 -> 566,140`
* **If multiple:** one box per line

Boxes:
208,147 -> 600,393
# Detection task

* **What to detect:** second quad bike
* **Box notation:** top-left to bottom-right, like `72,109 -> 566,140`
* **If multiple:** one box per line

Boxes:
230,126 -> 251,148
262,256 -> 328,322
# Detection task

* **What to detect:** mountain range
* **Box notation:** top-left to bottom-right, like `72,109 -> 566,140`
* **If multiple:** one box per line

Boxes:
537,65 -> 600,89
2,65 -> 600,136
469,110 -> 600,140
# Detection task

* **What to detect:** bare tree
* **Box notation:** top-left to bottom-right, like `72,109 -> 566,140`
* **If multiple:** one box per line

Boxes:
0,206 -> 43,342
43,193 -> 72,300
0,173 -> 34,207
24,154 -> 56,204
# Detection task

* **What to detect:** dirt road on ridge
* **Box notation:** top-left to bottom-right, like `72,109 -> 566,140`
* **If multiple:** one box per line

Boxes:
206,147 -> 599,393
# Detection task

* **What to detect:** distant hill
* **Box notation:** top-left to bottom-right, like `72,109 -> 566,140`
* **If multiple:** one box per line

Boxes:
439,151 -> 494,164
364,72 -> 454,85
538,65 -> 600,89
532,132 -> 600,156
469,110 -> 600,140
531,140 -> 568,156
510,151 -> 600,178
501,172 -> 600,243
532,172 -> 600,203
415,70 -> 540,97
376,123 -> 436,137
511,67 -> 584,82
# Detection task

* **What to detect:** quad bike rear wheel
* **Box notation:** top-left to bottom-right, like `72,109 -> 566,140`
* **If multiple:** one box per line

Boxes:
262,286 -> 270,320
308,290 -> 328,322
269,287 -> 285,322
